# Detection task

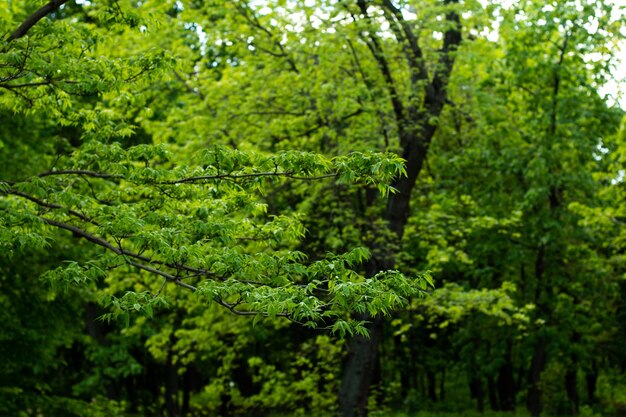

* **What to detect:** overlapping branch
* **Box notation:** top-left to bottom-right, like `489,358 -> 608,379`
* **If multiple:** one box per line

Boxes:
35,214 -> 291,317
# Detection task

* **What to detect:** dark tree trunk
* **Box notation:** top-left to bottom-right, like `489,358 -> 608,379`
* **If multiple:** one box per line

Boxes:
566,333 -> 581,414
427,370 -> 438,402
517,365 -> 525,394
419,371 -> 426,399
498,343 -> 516,411
565,367 -> 580,415
181,369 -> 192,417
586,361 -> 598,404
85,303 -> 120,400
337,3 -> 461,416
233,360 -> 256,397
165,349 -> 179,417
488,376 -> 499,411
165,316 -> 182,417
85,302 -> 107,342
373,344 -> 383,405
399,349 -> 411,400
145,355 -> 161,407
126,376 -> 138,413
440,368 -> 446,402
470,377 -> 485,413
338,317 -> 384,417
219,391 -> 233,417
527,338 -> 547,417
527,242 -> 549,417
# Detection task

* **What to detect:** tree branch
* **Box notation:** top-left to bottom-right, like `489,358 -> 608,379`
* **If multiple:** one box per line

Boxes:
8,168 -> 333,186
380,0 -> 430,90
7,0 -> 70,42
40,216 -> 122,254
550,31 -> 570,136
235,1 -> 300,73
428,0 -> 462,113
37,215 -> 289,316
0,81 -> 53,89
350,2 -> 405,125
43,216 -> 299,318
161,171 -> 336,184
214,298 -> 290,317
33,214 -> 212,278
9,189 -> 99,226
37,169 -> 123,179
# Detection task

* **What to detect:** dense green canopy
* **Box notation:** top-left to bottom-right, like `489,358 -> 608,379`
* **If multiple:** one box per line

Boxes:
1,1 -> 625,417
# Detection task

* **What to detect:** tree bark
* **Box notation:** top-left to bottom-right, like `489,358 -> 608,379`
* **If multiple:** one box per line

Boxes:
586,361 -> 598,404
337,2 -> 461,416
440,368 -> 446,402
498,342 -> 516,411
338,316 -> 384,417
165,348 -> 180,417
427,370 -> 438,402
398,336 -> 411,400
527,338 -> 547,417
181,368 -> 192,417
7,0 -> 70,42
470,377 -> 484,412
565,367 -> 580,415
165,316 -> 182,417
488,376 -> 499,411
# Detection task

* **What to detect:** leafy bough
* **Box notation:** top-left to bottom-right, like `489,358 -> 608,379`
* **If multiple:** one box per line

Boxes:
1,143 -> 431,336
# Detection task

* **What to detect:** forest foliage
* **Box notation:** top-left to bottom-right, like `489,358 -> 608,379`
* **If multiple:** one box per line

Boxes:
1,1 -> 625,417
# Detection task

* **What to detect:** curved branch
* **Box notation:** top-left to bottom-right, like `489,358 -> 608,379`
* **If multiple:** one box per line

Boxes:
7,0 -> 70,42
40,215 -> 122,254
235,1 -> 299,73
350,2 -> 405,124
380,0 -> 429,89
9,189 -> 99,226
428,0 -> 462,111
37,215 -> 290,317
33,214 -> 213,278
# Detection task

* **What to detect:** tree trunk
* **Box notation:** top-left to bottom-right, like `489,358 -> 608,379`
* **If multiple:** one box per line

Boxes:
126,376 -> 138,413
586,361 -> 598,404
338,316 -> 384,417
165,348 -> 179,417
517,365 -> 525,394
427,370 -> 438,402
470,377 -> 485,412
399,344 -> 411,400
181,369 -> 191,417
419,371 -> 426,399
488,376 -> 499,411
498,343 -> 516,411
527,338 -> 547,417
219,391 -> 233,417
337,3 -> 461,415
527,242 -> 549,417
565,367 -> 580,415
440,368 -> 446,402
